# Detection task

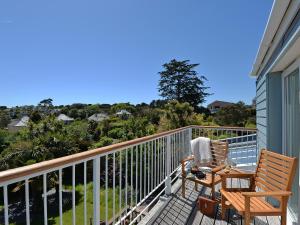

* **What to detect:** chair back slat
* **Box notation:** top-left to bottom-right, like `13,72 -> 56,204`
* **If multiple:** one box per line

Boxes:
255,149 -> 297,196
210,141 -> 228,167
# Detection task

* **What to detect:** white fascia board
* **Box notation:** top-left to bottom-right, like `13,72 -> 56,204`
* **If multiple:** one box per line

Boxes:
250,0 -> 290,76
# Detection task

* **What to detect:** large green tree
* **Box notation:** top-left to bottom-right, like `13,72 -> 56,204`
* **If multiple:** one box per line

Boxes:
214,101 -> 256,127
158,59 -> 210,110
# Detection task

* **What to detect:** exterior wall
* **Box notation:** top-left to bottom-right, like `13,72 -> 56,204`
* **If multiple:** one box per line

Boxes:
256,72 -> 282,154
266,72 -> 282,154
256,74 -> 268,151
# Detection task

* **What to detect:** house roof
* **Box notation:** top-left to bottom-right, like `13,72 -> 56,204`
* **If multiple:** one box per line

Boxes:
250,0 -> 292,76
8,116 -> 29,127
57,114 -> 74,121
88,113 -> 109,122
116,110 -> 131,115
207,101 -> 233,107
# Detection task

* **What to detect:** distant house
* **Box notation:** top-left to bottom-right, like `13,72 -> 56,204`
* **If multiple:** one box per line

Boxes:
88,113 -> 109,122
207,101 -> 233,114
115,110 -> 132,119
7,116 -> 29,132
57,114 -> 74,124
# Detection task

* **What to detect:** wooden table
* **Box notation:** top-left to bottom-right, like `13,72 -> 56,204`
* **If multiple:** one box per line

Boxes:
217,168 -> 255,191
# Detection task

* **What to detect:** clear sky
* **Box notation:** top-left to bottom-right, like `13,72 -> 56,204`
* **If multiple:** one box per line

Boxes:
0,0 -> 273,107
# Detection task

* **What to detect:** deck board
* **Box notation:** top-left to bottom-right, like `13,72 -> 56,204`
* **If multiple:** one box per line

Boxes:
149,177 -> 281,225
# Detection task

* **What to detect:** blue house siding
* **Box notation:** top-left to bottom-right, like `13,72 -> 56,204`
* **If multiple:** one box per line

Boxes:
256,72 -> 283,153
256,74 -> 268,151
266,72 -> 282,154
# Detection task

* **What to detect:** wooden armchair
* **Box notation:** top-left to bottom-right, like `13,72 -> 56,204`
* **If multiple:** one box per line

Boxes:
181,140 -> 228,199
220,149 -> 298,225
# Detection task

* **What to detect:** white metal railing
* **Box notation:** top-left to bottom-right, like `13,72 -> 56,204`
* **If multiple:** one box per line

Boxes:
191,126 -> 257,167
0,126 -> 256,225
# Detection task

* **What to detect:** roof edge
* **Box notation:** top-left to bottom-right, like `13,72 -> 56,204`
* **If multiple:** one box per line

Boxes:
250,0 -> 290,76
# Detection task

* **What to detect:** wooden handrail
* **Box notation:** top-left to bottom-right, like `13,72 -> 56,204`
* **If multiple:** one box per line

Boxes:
0,125 -> 256,184
190,125 -> 257,131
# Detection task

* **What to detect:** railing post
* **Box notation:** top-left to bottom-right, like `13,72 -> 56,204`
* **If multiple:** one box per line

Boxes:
165,135 -> 172,195
93,157 -> 100,225
188,128 -> 192,155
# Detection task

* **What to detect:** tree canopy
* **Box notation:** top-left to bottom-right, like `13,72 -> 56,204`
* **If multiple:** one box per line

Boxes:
158,59 -> 210,110
214,101 -> 256,127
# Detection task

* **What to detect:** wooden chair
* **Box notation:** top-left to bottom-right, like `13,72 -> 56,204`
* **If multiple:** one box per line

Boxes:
181,140 -> 229,200
220,149 -> 298,225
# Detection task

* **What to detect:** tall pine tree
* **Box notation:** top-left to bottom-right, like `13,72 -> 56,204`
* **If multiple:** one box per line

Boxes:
158,59 -> 210,111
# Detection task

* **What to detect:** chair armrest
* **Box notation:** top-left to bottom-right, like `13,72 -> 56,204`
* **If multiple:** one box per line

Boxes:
219,170 -> 255,190
219,171 -> 255,179
181,155 -> 194,163
242,191 -> 292,197
212,165 -> 226,174
181,155 -> 194,177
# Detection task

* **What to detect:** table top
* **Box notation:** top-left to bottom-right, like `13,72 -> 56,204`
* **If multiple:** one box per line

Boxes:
216,168 -> 254,176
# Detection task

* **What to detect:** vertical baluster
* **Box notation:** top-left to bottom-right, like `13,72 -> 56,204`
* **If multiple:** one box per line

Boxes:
162,137 -> 165,180
4,185 -> 9,225
165,135 -> 172,195
105,155 -> 108,224
43,174 -> 48,225
119,151 -> 122,223
135,146 -> 138,206
148,142 -> 150,193
113,152 -> 116,224
59,169 -> 63,225
144,143 -> 146,197
140,144 -> 142,201
25,179 -> 30,225
125,149 -> 128,216
237,130 -> 240,165
154,140 -> 157,187
72,165 -> 76,225
84,162 -> 87,225
130,147 -> 133,221
93,157 -> 100,225
175,133 -> 177,168
158,138 -> 160,185
151,141 -> 154,190
171,135 -> 173,172
180,131 -> 183,163
159,138 -> 161,182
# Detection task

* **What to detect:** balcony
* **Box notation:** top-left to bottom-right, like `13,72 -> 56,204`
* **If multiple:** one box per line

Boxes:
0,125 -> 280,225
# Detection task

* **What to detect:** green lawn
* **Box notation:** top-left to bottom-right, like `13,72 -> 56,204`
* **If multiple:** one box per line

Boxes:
7,182 -> 129,225
51,182 -> 127,225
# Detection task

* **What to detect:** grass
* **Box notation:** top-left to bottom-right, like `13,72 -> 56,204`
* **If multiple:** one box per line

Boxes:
51,182 -> 127,225
7,182 -> 129,225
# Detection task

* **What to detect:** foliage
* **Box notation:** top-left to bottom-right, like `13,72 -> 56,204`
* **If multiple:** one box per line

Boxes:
0,129 -> 14,153
38,98 -> 53,108
158,59 -> 210,110
30,110 -> 42,123
0,110 -> 10,128
158,100 -> 194,130
93,136 -> 114,148
214,101 -> 256,127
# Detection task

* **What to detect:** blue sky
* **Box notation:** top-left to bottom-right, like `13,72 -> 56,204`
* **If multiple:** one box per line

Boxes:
0,0 -> 273,107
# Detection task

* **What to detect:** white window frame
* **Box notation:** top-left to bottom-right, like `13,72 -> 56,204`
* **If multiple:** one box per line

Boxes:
281,57 -> 300,225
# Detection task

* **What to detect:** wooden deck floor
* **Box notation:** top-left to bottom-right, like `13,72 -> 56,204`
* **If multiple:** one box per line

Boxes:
151,179 -> 281,225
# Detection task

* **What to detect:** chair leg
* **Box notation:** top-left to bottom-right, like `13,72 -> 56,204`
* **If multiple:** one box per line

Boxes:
182,178 -> 186,198
245,212 -> 251,225
281,213 -> 287,225
221,194 -> 226,219
281,197 -> 288,225
211,185 -> 215,200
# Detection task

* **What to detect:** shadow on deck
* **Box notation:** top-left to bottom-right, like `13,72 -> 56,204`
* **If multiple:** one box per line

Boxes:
150,179 -> 281,225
